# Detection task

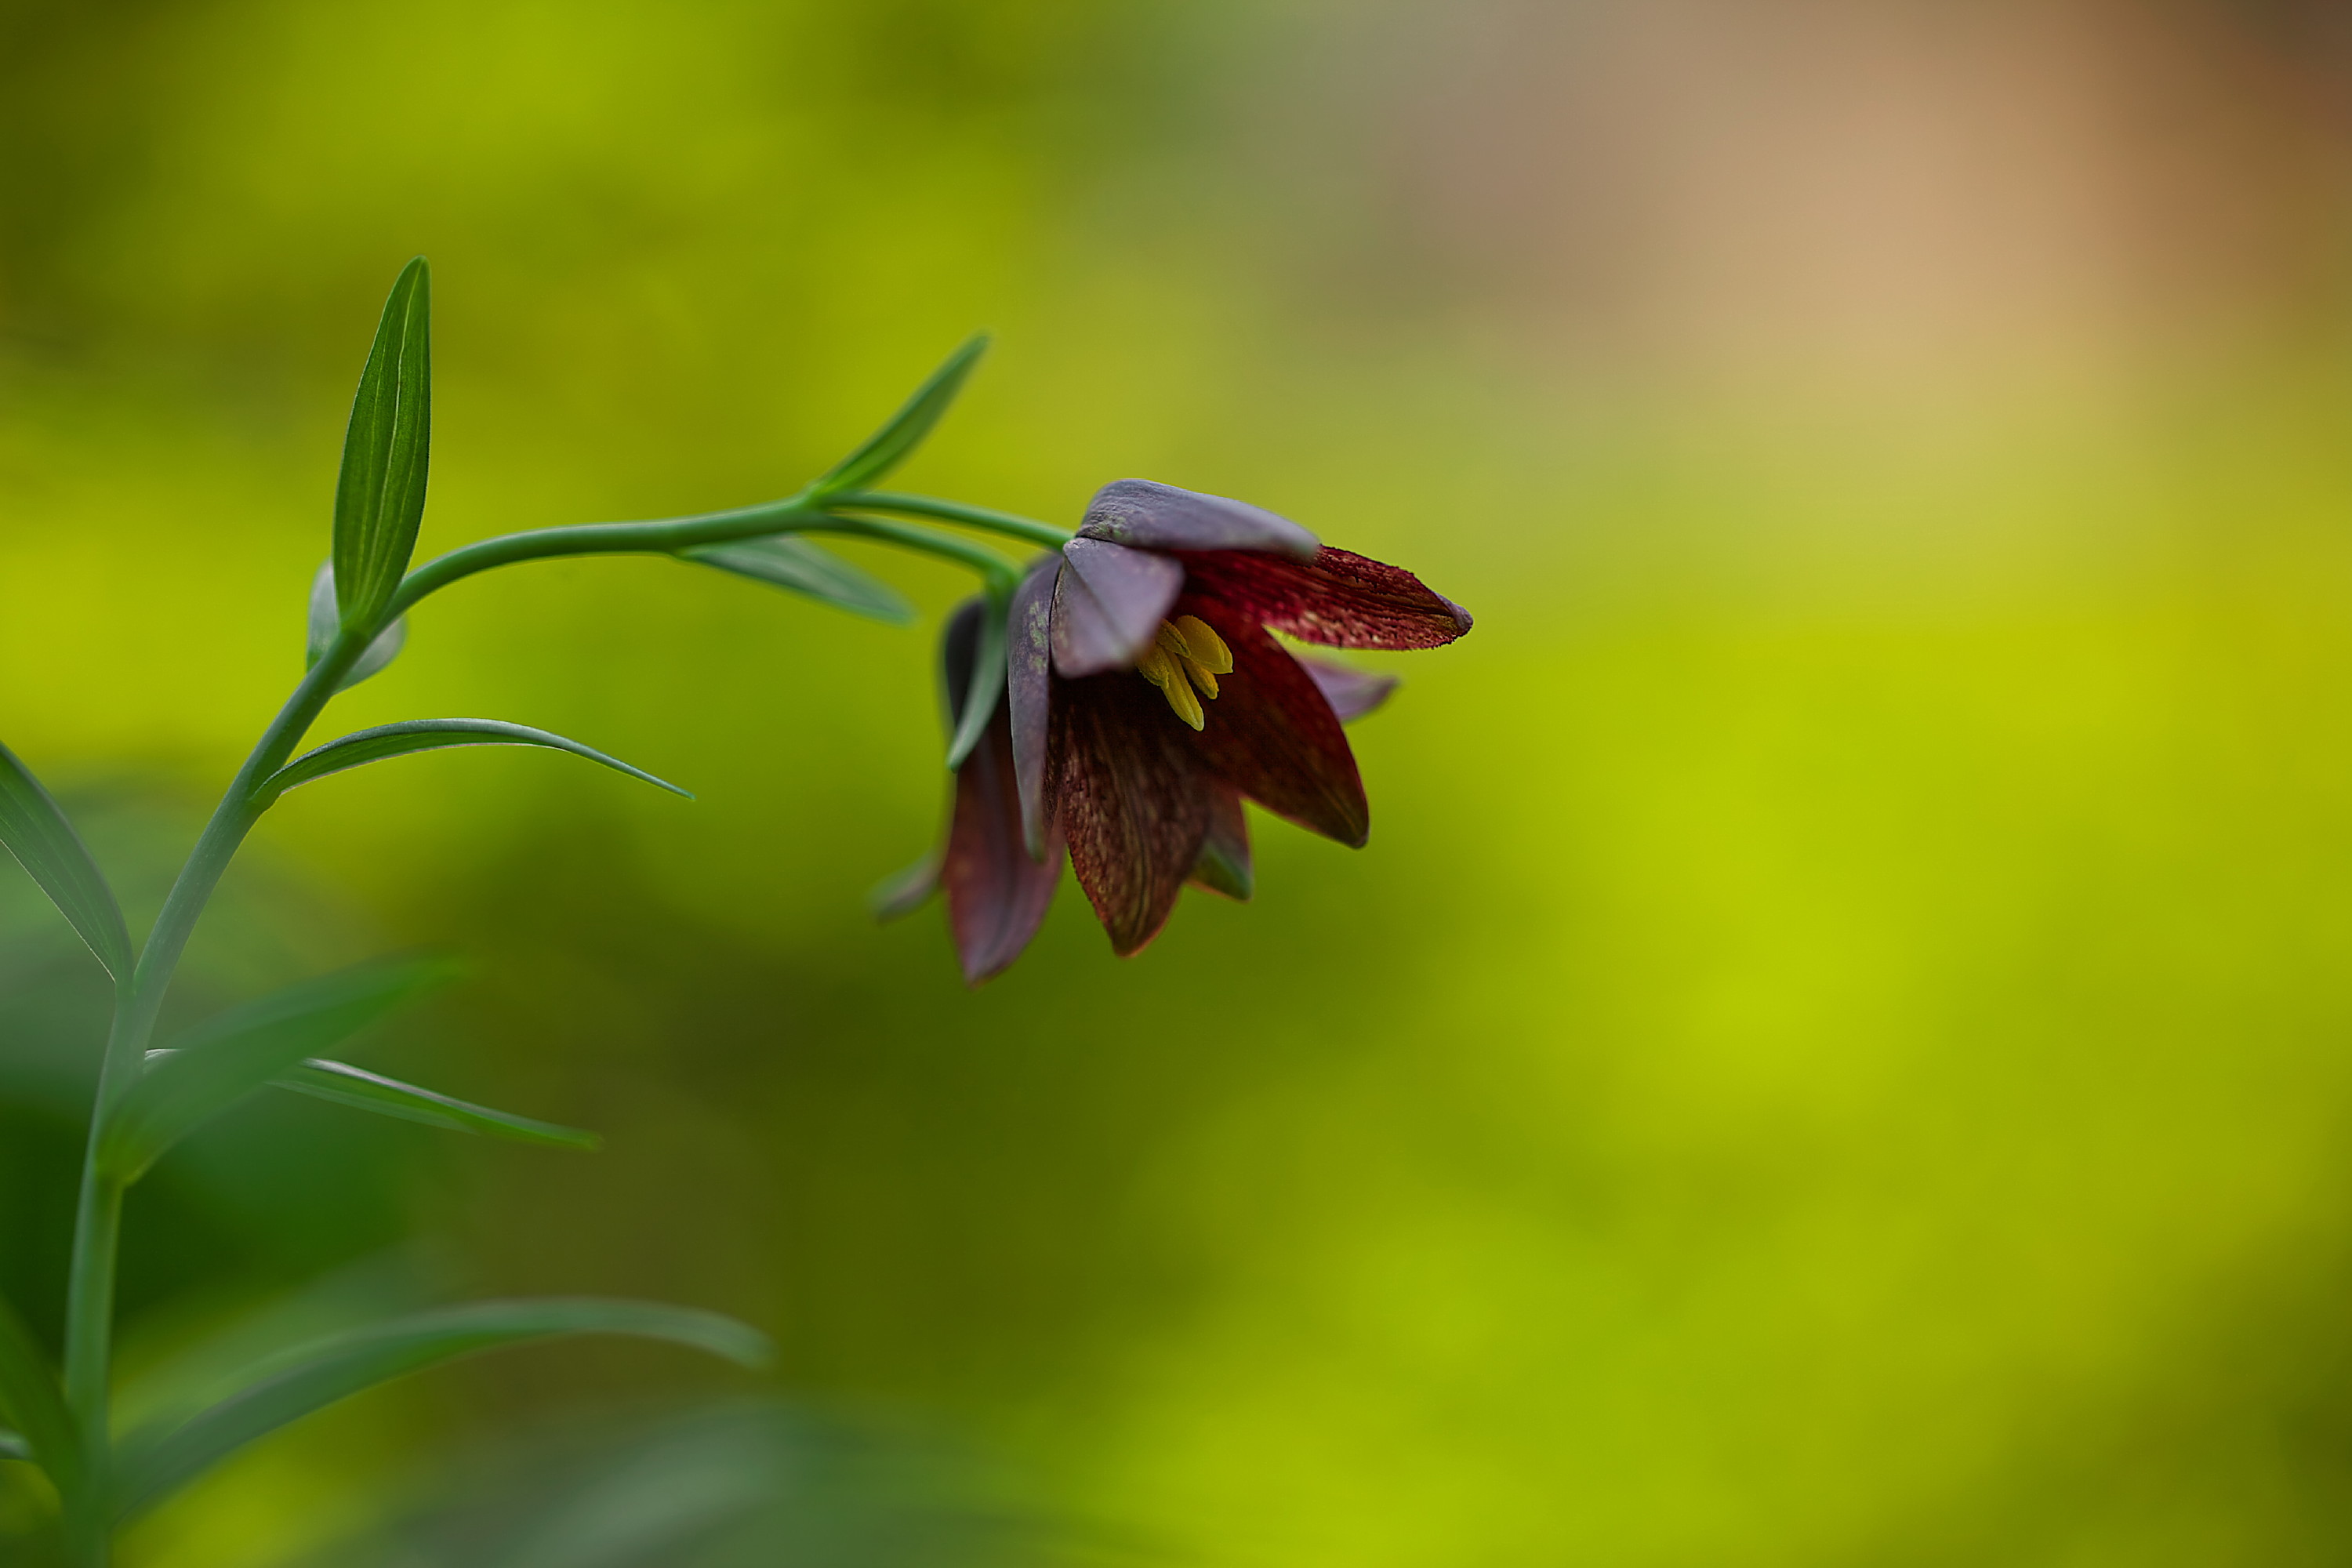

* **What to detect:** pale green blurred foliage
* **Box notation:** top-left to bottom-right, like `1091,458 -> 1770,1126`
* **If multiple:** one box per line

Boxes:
12,0 -> 2352,1563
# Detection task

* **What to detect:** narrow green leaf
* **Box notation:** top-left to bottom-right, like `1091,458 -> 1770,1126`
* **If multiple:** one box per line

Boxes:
273,1058 -> 600,1149
0,742 -> 133,982
808,333 -> 988,498
115,1298 -> 771,1520
680,535 -> 915,625
332,257 -> 433,624
0,1428 -> 27,1462
944,590 -> 1007,771
0,1285 -> 81,1495
307,561 -> 408,690
254,720 -> 691,807
113,1253 -> 434,1442
100,955 -> 460,1182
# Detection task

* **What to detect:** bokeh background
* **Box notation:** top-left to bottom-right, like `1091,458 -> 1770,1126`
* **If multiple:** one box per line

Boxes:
11,0 -> 2352,1561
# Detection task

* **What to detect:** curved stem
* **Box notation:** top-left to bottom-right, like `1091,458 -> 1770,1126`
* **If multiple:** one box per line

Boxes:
386,499 -> 1032,618
57,1174 -> 116,1566
110,635 -> 363,1083
830,491 -> 1070,549
60,626 -> 371,1564
387,499 -> 828,618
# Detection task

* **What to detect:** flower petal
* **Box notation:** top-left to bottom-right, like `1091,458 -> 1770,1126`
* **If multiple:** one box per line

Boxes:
1178,546 -> 1472,649
940,596 -> 986,729
1051,539 -> 1185,677
946,701 -> 1065,985
1054,672 -> 1214,956
1078,479 -> 1319,559
1183,602 -> 1370,848
1296,656 -> 1399,723
1189,784 -> 1253,901
1005,554 -> 1060,856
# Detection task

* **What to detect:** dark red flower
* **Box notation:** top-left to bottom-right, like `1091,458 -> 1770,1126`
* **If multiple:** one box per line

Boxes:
886,481 -> 1468,981
1033,480 -> 1470,948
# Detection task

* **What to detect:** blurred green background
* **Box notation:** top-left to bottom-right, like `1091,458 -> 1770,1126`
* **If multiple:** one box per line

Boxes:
12,0 -> 2352,1561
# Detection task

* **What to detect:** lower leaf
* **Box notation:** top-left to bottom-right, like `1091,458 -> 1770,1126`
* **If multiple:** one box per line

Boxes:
101,955 -> 460,1183
274,1058 -> 599,1149
0,1286 -> 81,1498
254,720 -> 691,807
114,1298 -> 771,1521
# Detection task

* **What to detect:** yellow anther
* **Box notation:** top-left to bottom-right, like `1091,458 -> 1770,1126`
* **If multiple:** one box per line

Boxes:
1155,622 -> 1218,699
1172,615 -> 1232,674
1136,641 -> 1179,690
1138,618 -> 1222,730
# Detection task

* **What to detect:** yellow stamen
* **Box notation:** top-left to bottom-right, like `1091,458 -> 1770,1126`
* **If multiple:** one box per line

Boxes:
1154,622 -> 1218,699
1136,641 -> 1179,691
1160,663 -> 1205,728
1172,615 -> 1232,673
1139,618 -> 1224,730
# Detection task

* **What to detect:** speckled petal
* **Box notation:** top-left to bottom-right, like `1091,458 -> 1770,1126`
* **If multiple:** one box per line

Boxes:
1179,546 -> 1472,649
1051,538 -> 1185,677
1183,601 -> 1370,848
1054,672 -> 1214,956
1078,479 -> 1319,559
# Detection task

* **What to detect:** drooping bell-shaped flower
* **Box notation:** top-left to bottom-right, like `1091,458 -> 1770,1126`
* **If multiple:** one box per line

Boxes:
1008,480 -> 1469,956
887,480 -> 1468,979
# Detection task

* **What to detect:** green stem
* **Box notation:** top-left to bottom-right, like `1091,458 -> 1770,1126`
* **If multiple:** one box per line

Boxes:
57,1174 -> 116,1565
58,626 -> 372,1563
385,499 -> 1034,617
385,499 -> 825,618
829,491 -> 1070,550
59,1175 -> 117,1429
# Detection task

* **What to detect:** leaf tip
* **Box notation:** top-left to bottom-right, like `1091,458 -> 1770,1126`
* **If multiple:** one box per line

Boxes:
718,1322 -> 777,1370
400,950 -> 477,1000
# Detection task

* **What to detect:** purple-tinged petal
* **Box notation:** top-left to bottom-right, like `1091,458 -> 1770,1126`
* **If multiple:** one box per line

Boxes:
1189,784 -> 1253,901
940,596 -> 988,729
1296,657 -> 1399,724
1005,554 -> 1059,856
946,701 -> 1065,985
1051,539 -> 1184,677
1054,672 -> 1214,956
869,847 -> 942,922
1181,601 -> 1370,848
1180,546 -> 1472,649
1078,479 -> 1319,560
873,597 -> 987,924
